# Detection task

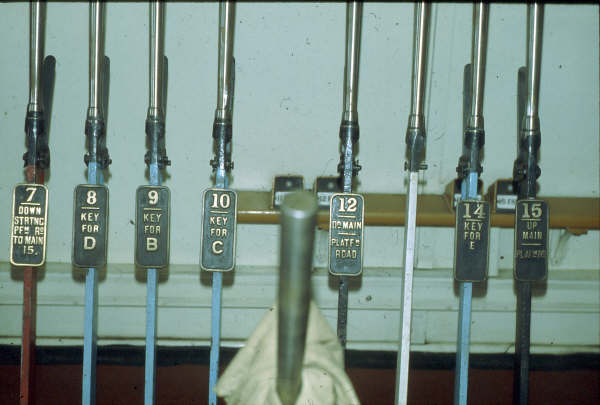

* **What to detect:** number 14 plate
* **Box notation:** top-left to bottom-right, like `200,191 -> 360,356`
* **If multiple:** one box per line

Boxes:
329,193 -> 364,276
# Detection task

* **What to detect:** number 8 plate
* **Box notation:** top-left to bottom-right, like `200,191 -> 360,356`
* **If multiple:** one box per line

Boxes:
201,188 -> 237,272
73,184 -> 109,268
328,193 -> 364,276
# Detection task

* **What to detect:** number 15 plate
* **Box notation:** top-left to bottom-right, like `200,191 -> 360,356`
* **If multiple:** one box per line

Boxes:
514,199 -> 548,281
329,193 -> 364,276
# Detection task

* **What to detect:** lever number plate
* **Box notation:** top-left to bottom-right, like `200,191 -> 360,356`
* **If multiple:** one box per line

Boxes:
329,193 -> 364,276
201,188 -> 237,272
72,185 -> 109,268
514,199 -> 548,281
135,186 -> 170,268
10,184 -> 48,267
454,200 -> 490,281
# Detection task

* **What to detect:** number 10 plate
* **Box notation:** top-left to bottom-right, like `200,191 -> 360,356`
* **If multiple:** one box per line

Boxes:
201,188 -> 237,272
328,193 -> 364,276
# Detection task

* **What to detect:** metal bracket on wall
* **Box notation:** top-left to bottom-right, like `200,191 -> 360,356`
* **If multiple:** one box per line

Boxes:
234,191 -> 599,231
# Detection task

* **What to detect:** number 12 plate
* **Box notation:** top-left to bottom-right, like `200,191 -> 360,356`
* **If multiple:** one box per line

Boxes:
201,188 -> 237,272
329,193 -> 364,276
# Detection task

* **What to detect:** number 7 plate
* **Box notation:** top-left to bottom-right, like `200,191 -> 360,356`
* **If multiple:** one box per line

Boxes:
328,193 -> 364,276
10,184 -> 48,267
201,188 -> 237,272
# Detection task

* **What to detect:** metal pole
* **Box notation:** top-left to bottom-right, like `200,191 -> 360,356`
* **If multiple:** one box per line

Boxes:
145,2 -> 166,404
395,170 -> 419,405
409,3 -> 429,121
454,4 -> 489,405
148,1 -> 165,121
468,3 -> 488,130
20,266 -> 38,405
208,3 -> 235,404
20,3 -> 48,404
395,3 -> 430,405
88,1 -> 104,122
276,192 -> 317,405
524,4 -> 543,131
336,0 -> 363,350
514,281 -> 532,405
513,5 -> 544,405
82,3 -> 109,404
341,1 -> 362,125
28,1 -> 44,115
215,1 -> 235,123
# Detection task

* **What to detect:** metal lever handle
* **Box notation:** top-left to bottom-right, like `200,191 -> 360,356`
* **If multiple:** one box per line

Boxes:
522,3 -> 543,132
24,1 -> 55,171
277,192 -> 317,405
405,2 -> 430,172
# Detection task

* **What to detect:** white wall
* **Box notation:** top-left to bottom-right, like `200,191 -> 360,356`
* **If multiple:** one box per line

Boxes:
0,3 -> 598,352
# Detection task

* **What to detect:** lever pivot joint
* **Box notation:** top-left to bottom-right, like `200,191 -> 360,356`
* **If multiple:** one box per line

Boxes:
210,118 -> 233,173
405,125 -> 427,172
337,120 -> 361,181
23,111 -> 50,169
84,118 -> 112,168
144,117 -> 171,169
512,128 -> 541,198
456,128 -> 484,180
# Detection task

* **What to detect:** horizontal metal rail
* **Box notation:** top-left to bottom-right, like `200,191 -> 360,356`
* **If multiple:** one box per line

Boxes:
233,191 -> 599,231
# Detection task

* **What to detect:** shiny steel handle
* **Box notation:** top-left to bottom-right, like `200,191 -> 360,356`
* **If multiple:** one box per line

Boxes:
522,3 -> 543,132
342,1 -> 362,123
28,1 -> 45,113
88,1 -> 106,120
148,0 -> 165,119
277,192 -> 317,405
216,1 -> 235,121
467,2 -> 489,130
408,2 -> 430,130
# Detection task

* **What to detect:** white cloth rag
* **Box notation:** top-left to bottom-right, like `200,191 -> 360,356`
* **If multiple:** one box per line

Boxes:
215,301 -> 361,405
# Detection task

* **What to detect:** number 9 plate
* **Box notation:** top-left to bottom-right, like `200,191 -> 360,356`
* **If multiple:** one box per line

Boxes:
328,193 -> 364,276
135,185 -> 170,268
